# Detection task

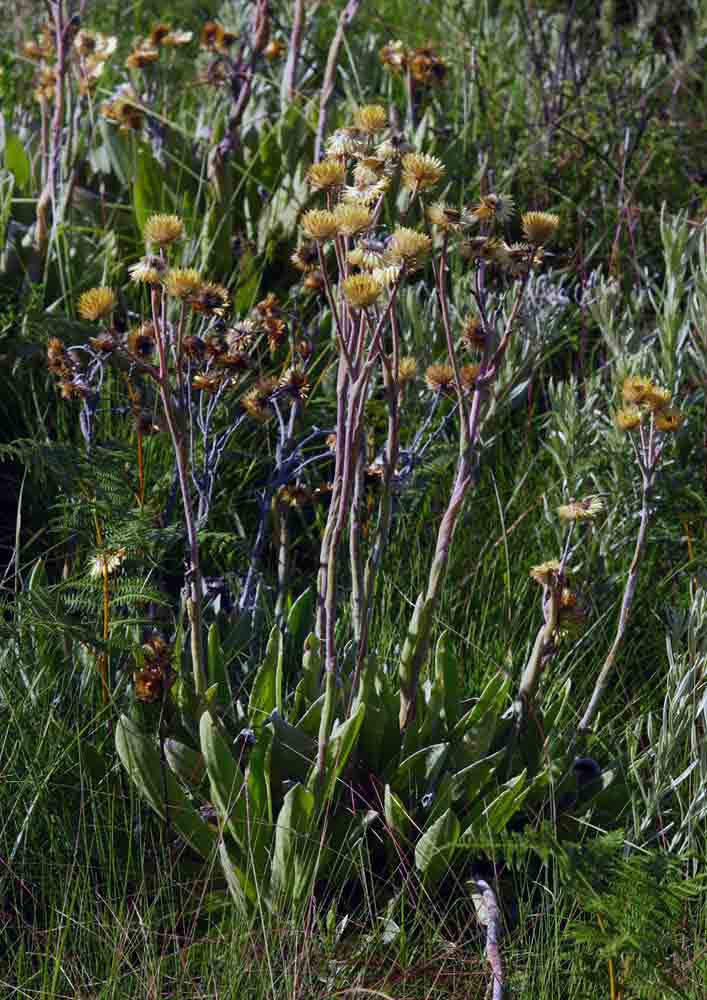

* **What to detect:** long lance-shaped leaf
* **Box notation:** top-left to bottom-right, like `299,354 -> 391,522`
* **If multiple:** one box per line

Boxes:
200,712 -> 248,852
116,715 -> 217,859
310,702 -> 366,807
164,739 -> 206,790
249,626 -> 283,723
415,808 -> 460,886
271,783 -> 317,910
398,592 -> 433,730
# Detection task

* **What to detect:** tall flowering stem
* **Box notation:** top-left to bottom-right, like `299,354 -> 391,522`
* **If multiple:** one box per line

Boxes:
399,270 -> 531,729
150,286 -> 207,698
579,415 -> 661,732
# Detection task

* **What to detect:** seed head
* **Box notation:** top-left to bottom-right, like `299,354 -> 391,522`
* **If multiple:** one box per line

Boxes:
242,376 -> 278,421
300,209 -> 340,242
379,39 -> 407,74
371,265 -> 402,287
291,243 -> 320,272
461,316 -> 485,350
342,274 -> 383,309
401,152 -> 445,194
522,211 -> 560,245
278,367 -> 310,401
470,193 -> 515,224
353,104 -> 387,132
342,178 -> 390,206
126,45 -> 160,69
129,254 -> 166,285
143,213 -> 184,247
264,39 -> 286,61
333,203 -> 373,236
193,373 -> 227,394
307,158 -> 346,191
90,547 -> 127,578
164,267 -> 202,299
182,335 -> 207,361
127,323 -> 156,359
191,282 -> 230,316
78,287 -> 116,322
89,332 -> 117,354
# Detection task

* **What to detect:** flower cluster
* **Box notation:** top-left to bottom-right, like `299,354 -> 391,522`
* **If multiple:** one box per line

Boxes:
379,40 -> 448,86
614,376 -> 683,433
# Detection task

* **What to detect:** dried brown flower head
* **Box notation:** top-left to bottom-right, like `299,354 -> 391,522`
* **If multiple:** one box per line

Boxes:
148,23 -> 172,46
291,243 -> 320,273
379,39 -> 407,74
126,45 -> 160,69
460,364 -> 481,390
89,332 -> 117,354
101,89 -> 143,131
408,45 -> 447,85
74,30 -> 117,60
127,323 -> 157,359
424,363 -> 455,394
278,367 -> 310,401
303,271 -> 325,294
129,254 -> 166,285
78,287 -> 116,322
470,193 -> 515,225
193,373 -> 227,394
200,21 -> 235,52
182,335 -> 207,361
242,376 -> 277,421
427,202 -> 466,231
191,282 -> 230,316
278,484 -> 313,507
461,316 -> 486,350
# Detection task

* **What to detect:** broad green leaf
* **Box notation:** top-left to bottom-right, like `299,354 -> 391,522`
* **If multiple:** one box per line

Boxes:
218,840 -> 259,917
287,588 -> 313,653
133,144 -> 167,233
164,739 -> 206,789
3,134 -> 30,191
384,784 -> 413,841
311,702 -> 366,806
116,715 -> 216,859
248,626 -> 282,723
453,671 -> 509,766
207,623 -> 231,706
391,743 -> 449,798
271,784 -> 317,907
451,749 -> 506,804
268,714 -> 317,783
415,808 -> 460,886
200,712 -> 247,850
434,631 -> 459,732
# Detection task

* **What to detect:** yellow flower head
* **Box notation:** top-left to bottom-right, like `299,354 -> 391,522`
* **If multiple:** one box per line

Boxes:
427,202 -> 469,231
424,363 -> 455,394
654,408 -> 683,433
242,376 -> 278,421
643,385 -> 672,411
401,152 -> 445,194
557,496 -> 606,522
333,203 -> 373,236
144,213 -> 185,247
307,158 -> 346,191
388,227 -> 432,265
300,209 -> 340,242
521,211 -> 560,245
342,274 -> 383,309
530,559 -> 562,587
621,375 -> 654,405
164,267 -> 202,299
615,405 -> 642,432
353,104 -> 387,132
398,356 -> 418,384
78,287 -> 116,322
460,364 -> 481,390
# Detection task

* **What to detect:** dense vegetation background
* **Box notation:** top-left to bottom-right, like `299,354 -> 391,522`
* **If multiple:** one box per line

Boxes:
1,0 -> 706,997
